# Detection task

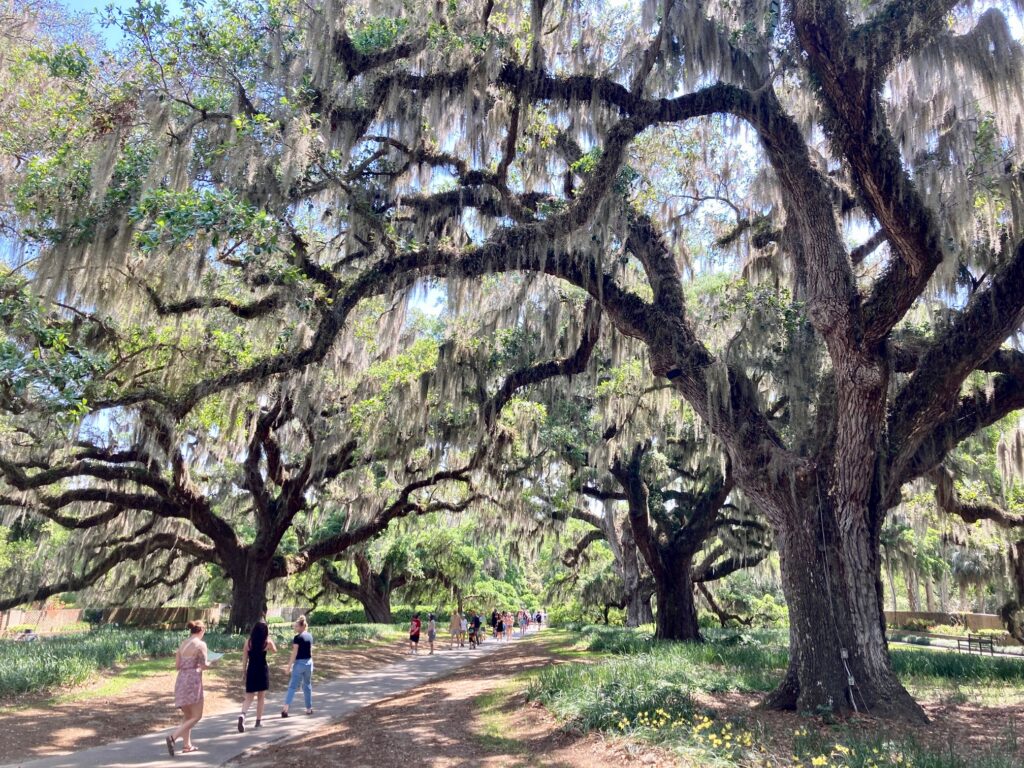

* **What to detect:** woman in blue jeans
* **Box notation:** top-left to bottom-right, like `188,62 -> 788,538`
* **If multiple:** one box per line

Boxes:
281,615 -> 313,716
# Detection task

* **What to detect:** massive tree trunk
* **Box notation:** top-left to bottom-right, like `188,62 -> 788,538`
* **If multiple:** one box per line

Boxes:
765,490 -> 924,721
924,575 -> 935,613
352,551 -> 398,623
654,550 -> 700,641
1001,540 -> 1024,642
357,581 -> 394,624
322,553 -> 399,624
613,447 -> 708,642
226,558 -> 272,632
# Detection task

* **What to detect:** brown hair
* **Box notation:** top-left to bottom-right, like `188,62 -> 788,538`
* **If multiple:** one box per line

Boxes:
187,620 -> 205,634
294,615 -> 307,628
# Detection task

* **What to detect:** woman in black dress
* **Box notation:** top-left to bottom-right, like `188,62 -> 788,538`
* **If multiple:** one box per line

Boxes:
237,621 -> 277,732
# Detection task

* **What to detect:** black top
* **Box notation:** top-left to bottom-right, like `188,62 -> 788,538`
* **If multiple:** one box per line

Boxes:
293,631 -> 313,660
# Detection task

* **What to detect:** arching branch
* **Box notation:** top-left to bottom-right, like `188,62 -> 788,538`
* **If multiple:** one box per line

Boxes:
929,465 -> 1024,528
562,529 -> 605,568
0,533 -> 215,611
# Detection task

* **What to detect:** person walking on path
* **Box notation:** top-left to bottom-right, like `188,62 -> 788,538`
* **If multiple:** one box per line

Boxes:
448,610 -> 462,649
281,616 -> 314,717
409,613 -> 422,654
426,613 -> 437,655
166,620 -> 210,756
238,620 -> 277,732
460,613 -> 469,646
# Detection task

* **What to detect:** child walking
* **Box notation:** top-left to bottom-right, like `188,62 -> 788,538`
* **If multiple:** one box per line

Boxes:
409,613 -> 422,654
426,613 -> 437,655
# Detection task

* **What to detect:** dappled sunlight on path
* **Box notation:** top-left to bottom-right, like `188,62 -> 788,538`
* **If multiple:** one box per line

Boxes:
4,630 -> 540,768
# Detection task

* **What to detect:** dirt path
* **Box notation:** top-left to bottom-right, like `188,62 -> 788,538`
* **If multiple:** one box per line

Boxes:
233,638 -> 675,768
0,643 -> 406,763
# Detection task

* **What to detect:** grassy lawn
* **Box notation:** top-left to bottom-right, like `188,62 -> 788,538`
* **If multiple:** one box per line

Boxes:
523,626 -> 1024,768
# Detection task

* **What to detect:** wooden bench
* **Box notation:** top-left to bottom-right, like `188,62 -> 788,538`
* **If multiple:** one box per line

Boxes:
956,634 -> 996,655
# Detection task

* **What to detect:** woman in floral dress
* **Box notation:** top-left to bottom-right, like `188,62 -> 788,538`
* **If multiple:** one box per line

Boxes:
166,620 -> 210,756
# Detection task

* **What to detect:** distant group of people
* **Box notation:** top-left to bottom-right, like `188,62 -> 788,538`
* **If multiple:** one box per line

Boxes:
165,615 -> 315,756
406,608 -> 546,653
487,608 -> 539,640
406,608 -> 542,654
166,607 -> 544,755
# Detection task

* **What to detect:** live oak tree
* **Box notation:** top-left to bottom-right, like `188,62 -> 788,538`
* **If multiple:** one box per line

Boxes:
0,285 -> 603,629
550,361 -> 771,639
320,519 -> 477,622
607,441 -> 769,641
5,0 -> 1024,719
0,377 -> 482,631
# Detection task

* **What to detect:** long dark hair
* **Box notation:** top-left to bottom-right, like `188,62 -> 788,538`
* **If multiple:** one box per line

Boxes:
249,621 -> 269,650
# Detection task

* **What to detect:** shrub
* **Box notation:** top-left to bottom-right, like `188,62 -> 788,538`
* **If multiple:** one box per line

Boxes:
269,623 -> 385,646
528,652 -> 696,730
899,618 -> 934,632
308,607 -> 367,625
697,611 -> 718,629
584,626 -> 656,654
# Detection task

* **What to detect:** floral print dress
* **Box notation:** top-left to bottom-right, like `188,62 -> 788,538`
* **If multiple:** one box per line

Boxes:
174,651 -> 204,708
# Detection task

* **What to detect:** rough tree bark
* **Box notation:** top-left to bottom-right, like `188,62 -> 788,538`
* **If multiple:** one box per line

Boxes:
764,489 -> 919,718
1001,540 -> 1024,642
225,557 -> 272,632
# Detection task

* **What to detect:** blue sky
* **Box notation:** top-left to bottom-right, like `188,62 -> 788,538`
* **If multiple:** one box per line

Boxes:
60,0 -> 183,46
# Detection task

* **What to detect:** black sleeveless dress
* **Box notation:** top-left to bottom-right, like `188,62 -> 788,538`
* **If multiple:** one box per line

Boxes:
245,644 -> 270,693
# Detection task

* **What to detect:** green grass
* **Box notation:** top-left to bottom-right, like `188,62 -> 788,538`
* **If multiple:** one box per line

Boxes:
473,684 -> 528,753
528,626 -> 1024,768
50,657 -> 171,704
890,647 -> 1024,685
0,623 -> 392,698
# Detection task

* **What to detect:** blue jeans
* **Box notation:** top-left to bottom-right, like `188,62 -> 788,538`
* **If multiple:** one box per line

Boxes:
284,659 -> 312,710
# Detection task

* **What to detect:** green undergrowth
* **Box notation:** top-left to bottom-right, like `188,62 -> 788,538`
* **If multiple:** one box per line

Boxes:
528,626 -> 1024,767
889,647 -> 1024,685
0,623 -> 392,697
